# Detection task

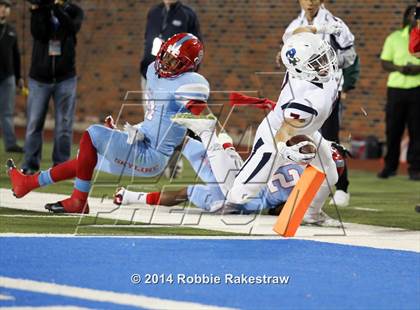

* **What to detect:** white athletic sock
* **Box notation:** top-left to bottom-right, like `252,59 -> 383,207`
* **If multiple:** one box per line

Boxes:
199,130 -> 237,196
305,181 -> 332,218
123,189 -> 148,205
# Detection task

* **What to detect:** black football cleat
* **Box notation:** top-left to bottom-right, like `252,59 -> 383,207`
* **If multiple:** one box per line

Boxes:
45,202 -> 66,213
268,203 -> 285,216
6,158 -> 16,170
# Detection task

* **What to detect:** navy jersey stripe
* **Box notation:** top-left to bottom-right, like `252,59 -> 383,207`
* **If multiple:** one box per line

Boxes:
244,152 -> 272,184
281,102 -> 319,116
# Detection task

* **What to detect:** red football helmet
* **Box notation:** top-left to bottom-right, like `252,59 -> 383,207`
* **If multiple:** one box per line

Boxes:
155,33 -> 204,78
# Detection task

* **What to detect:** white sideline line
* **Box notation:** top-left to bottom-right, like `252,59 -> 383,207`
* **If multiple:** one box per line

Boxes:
0,293 -> 15,301
0,233 -> 278,239
0,307 -> 89,310
351,207 -> 382,212
0,215 -> 85,218
0,276 -> 235,310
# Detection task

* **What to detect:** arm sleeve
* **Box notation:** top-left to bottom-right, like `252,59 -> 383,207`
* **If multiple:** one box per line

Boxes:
12,35 -> 21,82
332,19 -> 355,49
174,81 -> 210,112
281,100 -> 319,125
53,4 -> 84,35
337,46 -> 357,69
380,34 -> 394,62
30,8 -> 51,42
342,55 -> 360,92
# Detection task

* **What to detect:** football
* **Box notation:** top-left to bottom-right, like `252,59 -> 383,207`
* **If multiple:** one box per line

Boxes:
286,135 -> 317,154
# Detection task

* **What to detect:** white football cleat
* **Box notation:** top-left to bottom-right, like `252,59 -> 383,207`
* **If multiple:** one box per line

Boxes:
171,113 -> 217,136
113,187 -> 127,206
302,211 -> 342,227
329,190 -> 350,207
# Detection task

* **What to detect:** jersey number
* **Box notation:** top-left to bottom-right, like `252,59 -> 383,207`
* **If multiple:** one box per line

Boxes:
267,168 -> 300,193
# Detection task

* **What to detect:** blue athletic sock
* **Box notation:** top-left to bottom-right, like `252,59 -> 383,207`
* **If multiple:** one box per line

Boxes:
74,178 -> 92,193
38,169 -> 54,187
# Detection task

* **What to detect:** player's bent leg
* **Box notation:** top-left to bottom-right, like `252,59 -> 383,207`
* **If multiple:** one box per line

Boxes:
310,131 -> 339,186
226,113 -> 281,204
187,184 -> 225,212
88,124 -> 169,177
182,136 -> 237,198
227,140 -> 277,204
175,116 -> 239,195
182,137 -> 217,184
303,132 -> 339,223
45,130 -> 97,214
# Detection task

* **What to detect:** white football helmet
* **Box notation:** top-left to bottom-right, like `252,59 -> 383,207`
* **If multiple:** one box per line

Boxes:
281,32 -> 338,83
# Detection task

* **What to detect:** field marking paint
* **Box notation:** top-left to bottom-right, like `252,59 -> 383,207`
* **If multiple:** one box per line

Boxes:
0,233 -> 278,239
0,293 -> 15,301
0,276 -> 236,310
0,215 -> 84,218
0,307 -> 89,310
351,207 -> 382,212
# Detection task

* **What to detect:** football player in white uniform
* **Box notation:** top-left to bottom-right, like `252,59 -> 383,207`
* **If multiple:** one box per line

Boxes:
113,126 -> 345,227
282,1 -> 359,207
173,31 -> 340,223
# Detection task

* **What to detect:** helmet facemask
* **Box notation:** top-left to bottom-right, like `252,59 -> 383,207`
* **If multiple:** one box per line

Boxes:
155,36 -> 200,78
157,50 -> 185,78
301,42 -> 338,83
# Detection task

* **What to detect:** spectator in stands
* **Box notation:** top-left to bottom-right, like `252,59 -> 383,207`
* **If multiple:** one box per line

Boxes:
378,5 -> 420,180
22,0 -> 83,175
0,0 -> 24,153
281,0 -> 360,207
139,0 -> 202,179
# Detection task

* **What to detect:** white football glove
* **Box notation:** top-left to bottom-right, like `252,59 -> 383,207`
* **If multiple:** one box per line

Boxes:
124,122 -> 144,145
277,141 -> 316,164
316,22 -> 342,36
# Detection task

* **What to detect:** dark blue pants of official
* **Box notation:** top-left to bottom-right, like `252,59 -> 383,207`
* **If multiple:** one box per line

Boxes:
23,77 -> 77,171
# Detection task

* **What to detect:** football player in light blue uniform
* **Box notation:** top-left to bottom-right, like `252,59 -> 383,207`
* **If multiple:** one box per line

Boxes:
91,33 -> 210,178
114,132 -> 304,214
7,33 -> 214,214
114,130 -> 344,221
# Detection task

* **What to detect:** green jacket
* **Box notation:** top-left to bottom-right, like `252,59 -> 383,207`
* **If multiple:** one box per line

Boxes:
342,55 -> 360,92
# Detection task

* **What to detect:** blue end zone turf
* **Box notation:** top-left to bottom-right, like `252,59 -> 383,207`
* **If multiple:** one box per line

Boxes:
0,237 -> 419,309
